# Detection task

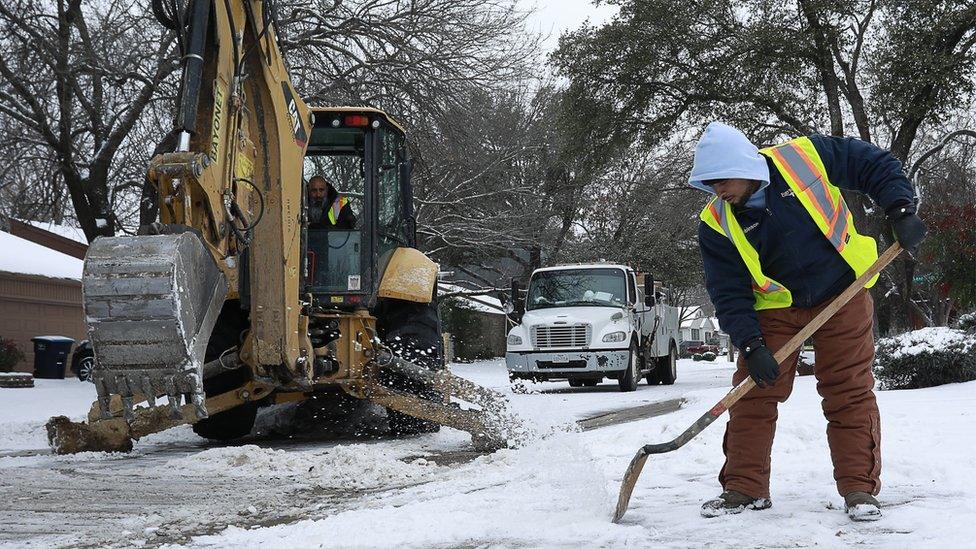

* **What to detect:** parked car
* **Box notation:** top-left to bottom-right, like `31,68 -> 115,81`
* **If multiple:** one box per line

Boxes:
69,340 -> 95,382
679,340 -> 702,357
681,340 -> 719,357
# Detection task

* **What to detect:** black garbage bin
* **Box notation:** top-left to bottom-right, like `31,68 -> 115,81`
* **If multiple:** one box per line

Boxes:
31,336 -> 75,379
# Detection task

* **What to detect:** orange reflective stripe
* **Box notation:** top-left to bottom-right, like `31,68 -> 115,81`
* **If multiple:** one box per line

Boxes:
768,141 -> 854,253
328,196 -> 347,225
790,144 -> 836,210
769,146 -> 831,222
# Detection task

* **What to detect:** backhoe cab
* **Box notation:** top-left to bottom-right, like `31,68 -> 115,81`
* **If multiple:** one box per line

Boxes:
303,108 -> 420,312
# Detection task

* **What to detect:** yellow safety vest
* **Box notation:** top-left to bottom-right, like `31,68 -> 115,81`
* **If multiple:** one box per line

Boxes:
327,195 -> 349,225
699,136 -> 879,311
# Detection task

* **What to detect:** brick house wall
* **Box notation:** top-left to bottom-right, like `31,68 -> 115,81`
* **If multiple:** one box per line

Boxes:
0,272 -> 86,373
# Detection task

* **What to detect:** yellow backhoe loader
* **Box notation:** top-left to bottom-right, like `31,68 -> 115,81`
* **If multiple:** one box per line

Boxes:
46,0 -> 520,454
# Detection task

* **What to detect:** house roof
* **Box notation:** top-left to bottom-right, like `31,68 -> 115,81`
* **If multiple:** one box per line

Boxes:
439,283 -> 505,315
0,230 -> 83,280
680,316 -> 725,332
24,220 -> 87,244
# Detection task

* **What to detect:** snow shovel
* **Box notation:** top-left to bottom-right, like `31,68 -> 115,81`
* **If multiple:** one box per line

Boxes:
612,242 -> 903,523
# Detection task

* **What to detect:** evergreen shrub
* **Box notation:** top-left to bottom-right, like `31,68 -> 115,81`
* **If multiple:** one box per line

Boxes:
874,327 -> 976,390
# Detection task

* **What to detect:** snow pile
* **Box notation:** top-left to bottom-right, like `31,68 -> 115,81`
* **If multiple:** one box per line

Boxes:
0,378 -> 96,451
165,444 -> 439,491
875,327 -> 976,390
0,230 -> 83,279
880,327 -> 975,359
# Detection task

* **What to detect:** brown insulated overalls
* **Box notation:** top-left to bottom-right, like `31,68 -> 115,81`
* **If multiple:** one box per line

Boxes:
719,289 -> 881,498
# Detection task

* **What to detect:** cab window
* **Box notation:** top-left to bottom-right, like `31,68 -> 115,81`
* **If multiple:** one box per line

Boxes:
376,125 -> 408,258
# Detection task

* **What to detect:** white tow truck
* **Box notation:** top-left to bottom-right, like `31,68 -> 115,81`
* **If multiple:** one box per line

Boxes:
505,264 -> 680,391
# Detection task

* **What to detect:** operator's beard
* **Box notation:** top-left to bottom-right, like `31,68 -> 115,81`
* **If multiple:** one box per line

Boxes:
310,198 -> 324,208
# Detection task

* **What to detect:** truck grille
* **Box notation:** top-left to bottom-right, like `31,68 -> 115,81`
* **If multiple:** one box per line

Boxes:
531,324 -> 591,348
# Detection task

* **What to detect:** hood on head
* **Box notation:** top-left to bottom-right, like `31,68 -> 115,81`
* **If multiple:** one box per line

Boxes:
688,122 -> 770,198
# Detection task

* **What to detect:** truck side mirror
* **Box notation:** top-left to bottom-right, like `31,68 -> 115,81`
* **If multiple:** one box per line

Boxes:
644,276 -> 655,307
509,278 -> 522,320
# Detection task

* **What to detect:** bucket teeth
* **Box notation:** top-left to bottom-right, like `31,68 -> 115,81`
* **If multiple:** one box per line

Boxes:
167,377 -> 183,420
83,233 -> 227,424
121,395 -> 135,423
141,376 -> 156,408
95,377 -> 113,420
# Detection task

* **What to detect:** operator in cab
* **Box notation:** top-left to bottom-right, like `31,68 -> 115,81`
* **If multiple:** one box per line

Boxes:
307,175 -> 356,229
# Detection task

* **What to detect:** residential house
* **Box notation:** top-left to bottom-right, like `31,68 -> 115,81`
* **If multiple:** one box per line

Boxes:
0,219 -> 87,372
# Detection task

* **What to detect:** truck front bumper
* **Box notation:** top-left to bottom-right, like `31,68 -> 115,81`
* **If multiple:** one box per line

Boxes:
505,349 -> 630,380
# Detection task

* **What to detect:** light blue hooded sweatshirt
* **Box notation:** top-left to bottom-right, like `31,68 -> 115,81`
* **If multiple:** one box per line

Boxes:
688,122 -> 770,210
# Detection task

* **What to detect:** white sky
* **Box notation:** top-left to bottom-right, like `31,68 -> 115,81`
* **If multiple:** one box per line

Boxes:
521,0 -> 619,53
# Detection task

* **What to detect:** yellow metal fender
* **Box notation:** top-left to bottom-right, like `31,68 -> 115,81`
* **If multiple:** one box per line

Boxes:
377,247 -> 438,303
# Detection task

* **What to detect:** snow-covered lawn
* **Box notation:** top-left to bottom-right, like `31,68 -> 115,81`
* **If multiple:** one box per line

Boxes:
2,359 -> 974,548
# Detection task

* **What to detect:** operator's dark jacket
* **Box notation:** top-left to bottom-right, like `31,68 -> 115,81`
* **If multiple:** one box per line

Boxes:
698,136 -> 916,349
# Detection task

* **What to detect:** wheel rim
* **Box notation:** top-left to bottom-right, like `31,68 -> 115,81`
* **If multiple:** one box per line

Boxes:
79,357 -> 95,381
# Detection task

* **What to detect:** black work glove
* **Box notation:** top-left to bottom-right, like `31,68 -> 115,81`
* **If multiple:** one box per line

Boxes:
887,202 -> 926,256
891,213 -> 927,256
743,337 -> 779,388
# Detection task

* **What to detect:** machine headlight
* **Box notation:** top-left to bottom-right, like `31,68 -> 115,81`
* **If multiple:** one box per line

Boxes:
603,331 -> 627,343
507,334 -> 523,346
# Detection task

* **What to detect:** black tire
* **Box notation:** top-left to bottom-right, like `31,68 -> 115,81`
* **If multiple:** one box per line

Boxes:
375,294 -> 444,435
568,379 -> 583,388
656,342 -> 678,385
192,301 -> 257,441
618,340 -> 640,392
582,379 -> 599,387
77,355 -> 95,382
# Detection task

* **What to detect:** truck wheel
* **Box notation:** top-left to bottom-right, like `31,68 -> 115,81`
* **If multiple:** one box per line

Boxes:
193,301 -> 257,441
568,379 -> 583,388
656,343 -> 678,385
582,379 -> 599,387
618,341 -> 640,392
375,296 -> 444,435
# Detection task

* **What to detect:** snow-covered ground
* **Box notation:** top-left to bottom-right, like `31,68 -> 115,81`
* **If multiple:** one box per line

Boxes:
2,359 -> 974,548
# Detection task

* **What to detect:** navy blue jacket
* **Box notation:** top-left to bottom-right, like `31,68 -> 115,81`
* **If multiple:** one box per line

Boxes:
698,135 -> 915,349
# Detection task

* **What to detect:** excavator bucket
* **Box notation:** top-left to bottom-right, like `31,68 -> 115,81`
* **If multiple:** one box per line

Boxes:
83,233 -> 227,422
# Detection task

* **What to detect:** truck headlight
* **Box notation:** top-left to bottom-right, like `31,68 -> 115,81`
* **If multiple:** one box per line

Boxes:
603,331 -> 627,343
507,334 -> 523,346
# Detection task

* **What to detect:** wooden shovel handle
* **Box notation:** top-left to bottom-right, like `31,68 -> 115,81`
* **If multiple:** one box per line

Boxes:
713,242 -> 902,416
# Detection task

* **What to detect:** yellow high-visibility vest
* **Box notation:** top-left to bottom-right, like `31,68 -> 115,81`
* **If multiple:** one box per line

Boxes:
700,136 -> 879,310
328,195 -> 349,225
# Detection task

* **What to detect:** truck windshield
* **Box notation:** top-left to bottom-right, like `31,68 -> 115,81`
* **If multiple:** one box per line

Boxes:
526,268 -> 627,310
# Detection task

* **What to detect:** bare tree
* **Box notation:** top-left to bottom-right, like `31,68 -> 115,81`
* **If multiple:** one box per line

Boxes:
277,0 -> 539,120
0,0 -> 178,241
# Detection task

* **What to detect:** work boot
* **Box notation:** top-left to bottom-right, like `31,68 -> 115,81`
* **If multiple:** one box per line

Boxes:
844,491 -> 882,522
700,490 -> 772,518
